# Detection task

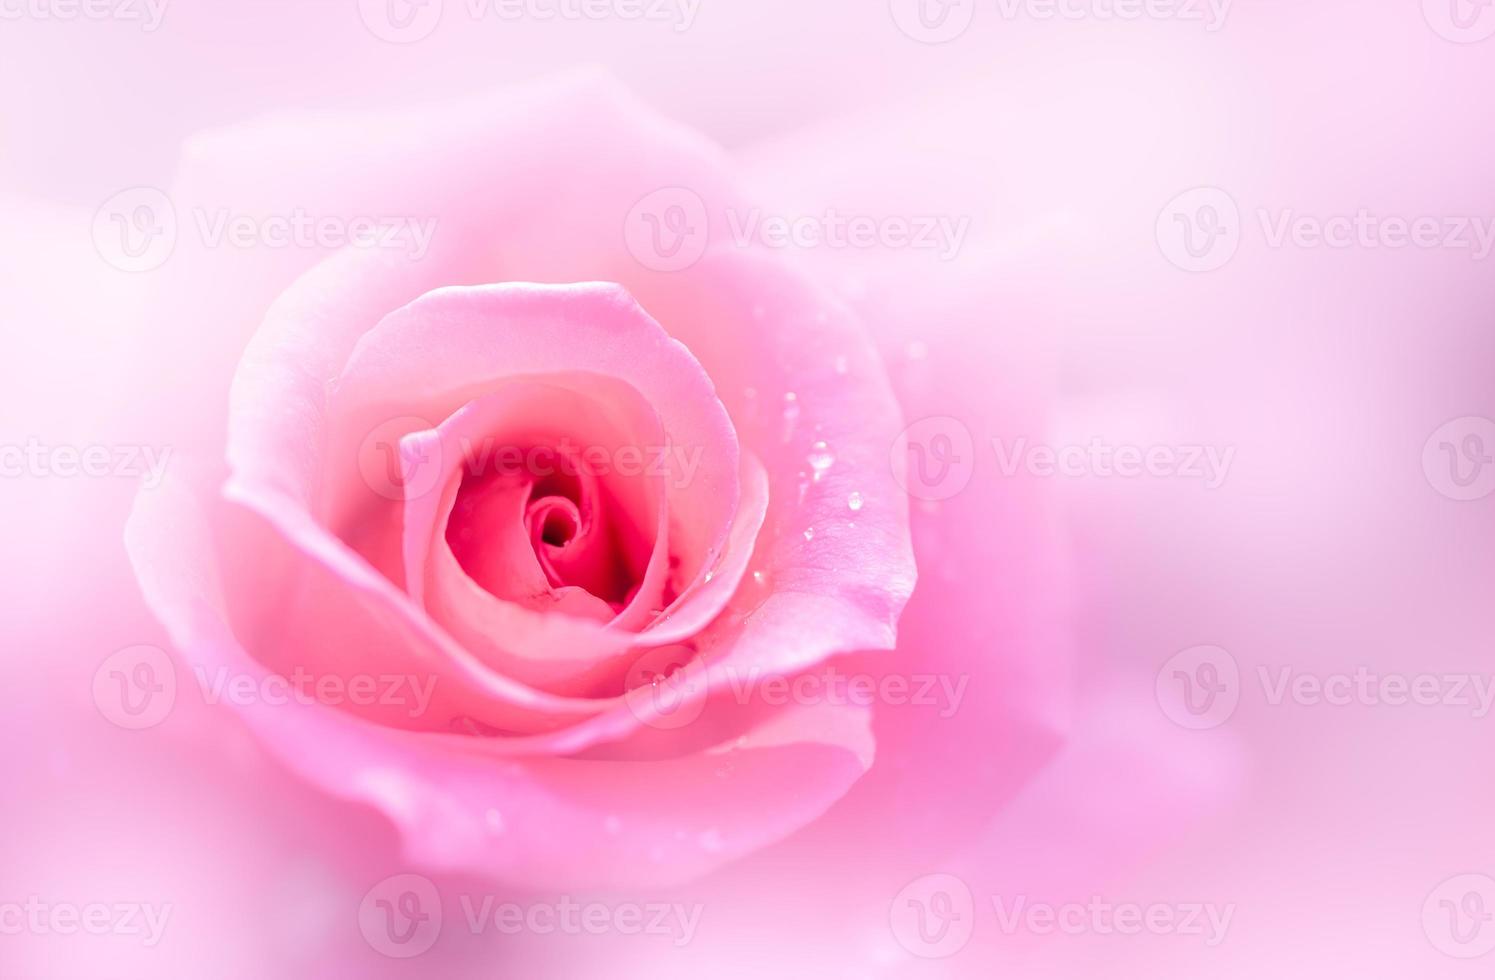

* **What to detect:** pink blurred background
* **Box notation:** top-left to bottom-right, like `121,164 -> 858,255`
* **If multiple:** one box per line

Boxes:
4,0 -> 1495,976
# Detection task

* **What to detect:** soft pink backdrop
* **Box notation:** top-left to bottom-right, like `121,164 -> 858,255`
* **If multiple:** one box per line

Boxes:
3,1 -> 1494,976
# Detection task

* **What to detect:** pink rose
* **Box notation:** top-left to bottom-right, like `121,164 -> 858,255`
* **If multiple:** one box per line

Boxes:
125,71 -> 916,889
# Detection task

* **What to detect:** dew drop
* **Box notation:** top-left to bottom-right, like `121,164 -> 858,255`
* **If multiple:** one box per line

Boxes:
848,491 -> 865,512
807,441 -> 835,480
780,392 -> 801,443
751,569 -> 767,587
803,526 -> 815,542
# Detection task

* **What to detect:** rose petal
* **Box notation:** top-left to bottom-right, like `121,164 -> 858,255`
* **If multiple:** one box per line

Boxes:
126,470 -> 875,889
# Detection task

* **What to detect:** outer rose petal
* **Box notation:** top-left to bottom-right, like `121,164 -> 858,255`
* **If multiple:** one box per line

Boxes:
125,470 -> 876,889
127,69 -> 919,884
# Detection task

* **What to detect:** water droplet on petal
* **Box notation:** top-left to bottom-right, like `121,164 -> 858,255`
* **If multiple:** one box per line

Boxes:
780,392 -> 801,443
807,441 -> 835,480
751,570 -> 767,587
803,526 -> 815,542
848,491 -> 865,512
